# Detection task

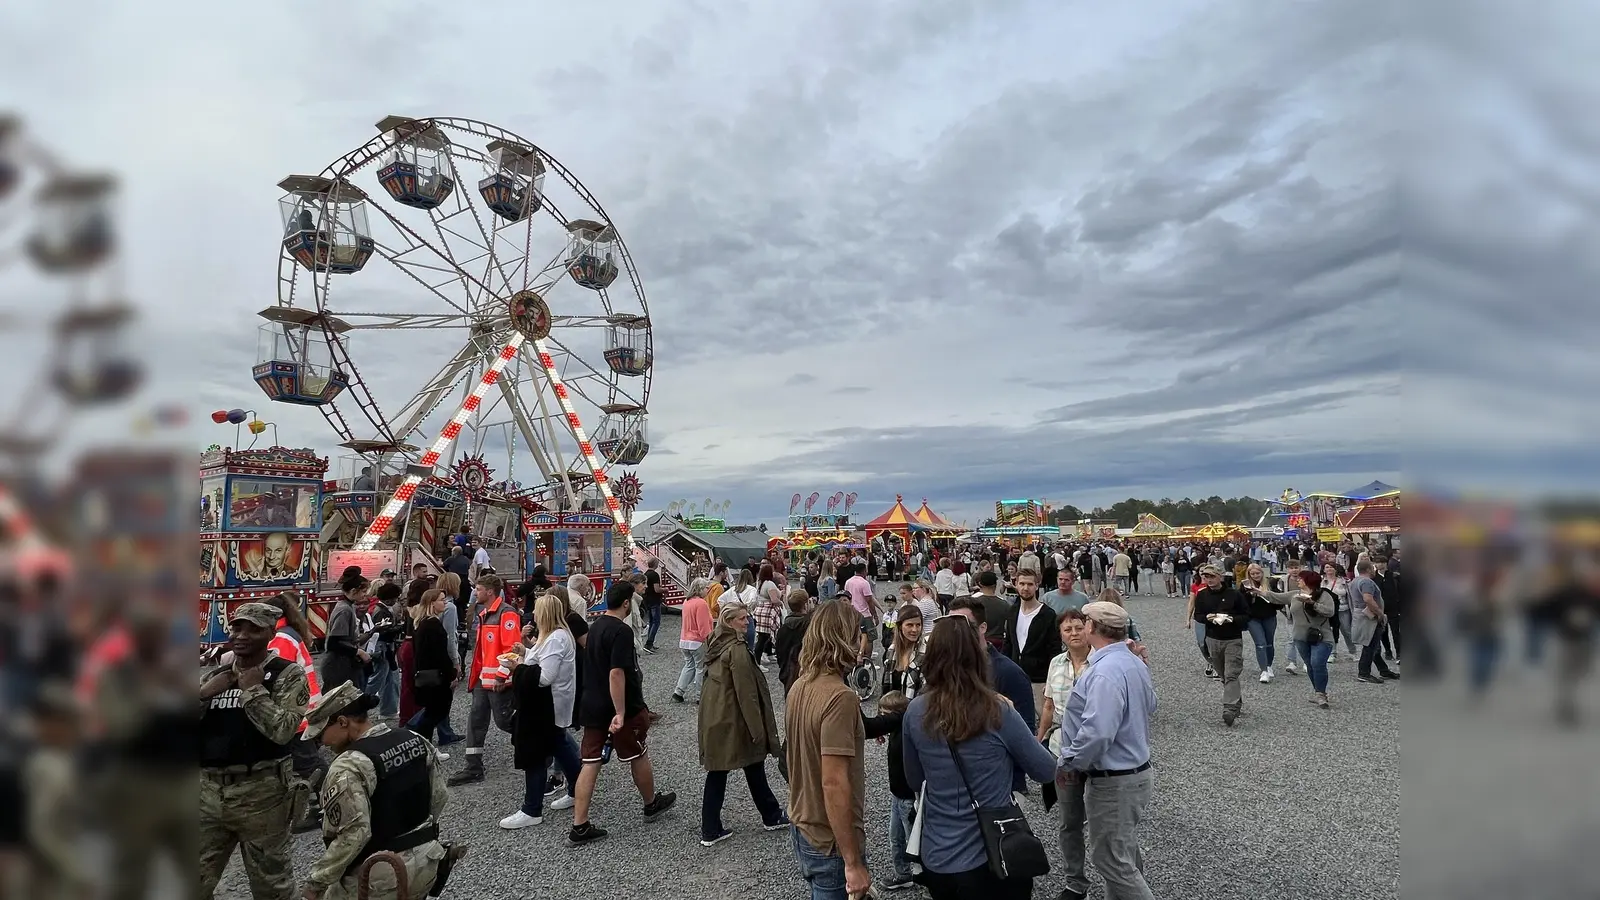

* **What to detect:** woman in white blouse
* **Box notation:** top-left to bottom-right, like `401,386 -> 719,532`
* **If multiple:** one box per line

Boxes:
500,592 -> 583,830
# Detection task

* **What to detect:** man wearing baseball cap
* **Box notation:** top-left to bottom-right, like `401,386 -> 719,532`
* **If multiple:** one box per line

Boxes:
199,602 -> 311,900
1056,601 -> 1157,900
300,682 -> 457,900
1193,564 -> 1252,726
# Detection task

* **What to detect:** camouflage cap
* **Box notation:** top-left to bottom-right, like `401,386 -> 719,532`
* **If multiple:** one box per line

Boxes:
301,682 -> 378,741
229,602 -> 281,629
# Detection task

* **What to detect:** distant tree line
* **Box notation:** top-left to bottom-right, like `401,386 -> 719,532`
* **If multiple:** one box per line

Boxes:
1045,496 -> 1271,529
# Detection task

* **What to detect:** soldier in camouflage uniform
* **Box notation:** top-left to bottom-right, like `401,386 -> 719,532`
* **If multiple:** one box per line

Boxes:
300,683 -> 454,900
199,603 -> 310,900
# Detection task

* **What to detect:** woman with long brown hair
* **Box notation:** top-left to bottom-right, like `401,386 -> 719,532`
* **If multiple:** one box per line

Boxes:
882,604 -> 925,699
901,613 -> 1058,899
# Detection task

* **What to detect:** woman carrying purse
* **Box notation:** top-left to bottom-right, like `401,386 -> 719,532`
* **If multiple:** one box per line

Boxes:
408,589 -> 457,746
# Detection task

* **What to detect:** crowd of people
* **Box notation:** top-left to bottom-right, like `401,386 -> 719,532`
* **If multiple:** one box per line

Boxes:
0,512 -> 1594,898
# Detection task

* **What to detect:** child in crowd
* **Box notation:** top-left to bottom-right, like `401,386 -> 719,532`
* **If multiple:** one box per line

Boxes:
870,691 -> 917,891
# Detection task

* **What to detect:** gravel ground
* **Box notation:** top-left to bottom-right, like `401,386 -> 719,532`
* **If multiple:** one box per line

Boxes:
216,585 -> 1399,900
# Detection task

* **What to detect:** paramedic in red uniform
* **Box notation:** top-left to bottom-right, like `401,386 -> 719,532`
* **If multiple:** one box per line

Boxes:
447,574 -> 521,786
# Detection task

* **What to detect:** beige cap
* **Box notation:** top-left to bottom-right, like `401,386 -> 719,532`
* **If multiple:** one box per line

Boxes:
1081,601 -> 1130,629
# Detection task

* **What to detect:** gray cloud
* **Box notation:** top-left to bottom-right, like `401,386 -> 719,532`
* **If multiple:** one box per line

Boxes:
3,0 -> 1441,515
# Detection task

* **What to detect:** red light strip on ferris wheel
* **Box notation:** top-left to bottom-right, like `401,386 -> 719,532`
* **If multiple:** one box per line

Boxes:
353,333 -> 635,555
529,336 -> 635,553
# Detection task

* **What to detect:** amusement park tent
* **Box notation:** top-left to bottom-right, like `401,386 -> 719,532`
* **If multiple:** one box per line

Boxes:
861,496 -> 931,545
1342,480 -> 1400,500
655,524 -> 774,567
629,509 -> 677,544
911,500 -> 963,536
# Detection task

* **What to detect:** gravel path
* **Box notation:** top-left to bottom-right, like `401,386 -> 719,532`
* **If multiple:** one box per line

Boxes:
216,586 -> 1399,899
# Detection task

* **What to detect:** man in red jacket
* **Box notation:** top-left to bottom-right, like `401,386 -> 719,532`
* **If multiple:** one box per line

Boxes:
448,574 -> 521,786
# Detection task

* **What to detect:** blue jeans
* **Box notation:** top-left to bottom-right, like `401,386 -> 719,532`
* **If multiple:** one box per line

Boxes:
675,647 -> 704,699
1468,634 -> 1501,693
1336,609 -> 1357,655
1294,639 -> 1332,692
645,604 -> 663,648
521,730 -> 583,816
889,795 -> 915,879
1177,570 -> 1193,594
1246,616 -> 1278,670
1193,621 -> 1209,663
746,615 -> 758,653
369,652 -> 399,717
792,825 -> 852,900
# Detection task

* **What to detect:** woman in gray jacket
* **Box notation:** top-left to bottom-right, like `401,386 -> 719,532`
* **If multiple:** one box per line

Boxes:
1282,570 -> 1338,707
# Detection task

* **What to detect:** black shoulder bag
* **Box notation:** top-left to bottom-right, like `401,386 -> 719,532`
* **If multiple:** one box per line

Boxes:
946,738 -> 1051,882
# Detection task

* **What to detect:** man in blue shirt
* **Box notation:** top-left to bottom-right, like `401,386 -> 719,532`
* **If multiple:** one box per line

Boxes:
1057,601 -> 1156,900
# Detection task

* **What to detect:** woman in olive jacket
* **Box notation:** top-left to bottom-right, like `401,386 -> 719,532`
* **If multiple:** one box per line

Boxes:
696,603 -> 789,846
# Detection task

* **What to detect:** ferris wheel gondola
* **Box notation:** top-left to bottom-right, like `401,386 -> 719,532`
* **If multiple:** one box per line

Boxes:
260,115 -> 652,549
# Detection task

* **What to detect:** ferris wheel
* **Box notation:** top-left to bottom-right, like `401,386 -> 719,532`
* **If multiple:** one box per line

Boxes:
0,114 -> 141,469
258,115 -> 653,544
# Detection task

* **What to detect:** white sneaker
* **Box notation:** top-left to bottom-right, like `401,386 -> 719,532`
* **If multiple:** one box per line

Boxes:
549,794 -> 575,811
1259,669 -> 1272,684
499,811 -> 542,830
434,750 -> 451,761
1284,663 -> 1300,675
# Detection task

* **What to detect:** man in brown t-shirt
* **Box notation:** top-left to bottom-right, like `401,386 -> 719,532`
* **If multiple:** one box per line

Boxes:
785,600 -> 869,899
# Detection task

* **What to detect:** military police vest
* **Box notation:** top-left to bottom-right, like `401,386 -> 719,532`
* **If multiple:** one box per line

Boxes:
345,727 -> 434,870
199,656 -> 294,768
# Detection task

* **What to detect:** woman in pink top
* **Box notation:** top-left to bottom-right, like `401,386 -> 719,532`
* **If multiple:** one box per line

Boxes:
673,577 -> 715,703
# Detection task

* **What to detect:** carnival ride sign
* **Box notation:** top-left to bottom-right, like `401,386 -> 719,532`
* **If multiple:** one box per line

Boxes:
996,499 -> 1044,528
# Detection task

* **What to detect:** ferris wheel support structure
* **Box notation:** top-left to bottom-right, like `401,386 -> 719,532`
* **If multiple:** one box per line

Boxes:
354,331 -> 633,555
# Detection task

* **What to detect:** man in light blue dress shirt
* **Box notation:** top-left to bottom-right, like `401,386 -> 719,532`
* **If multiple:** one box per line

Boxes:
1057,601 -> 1157,900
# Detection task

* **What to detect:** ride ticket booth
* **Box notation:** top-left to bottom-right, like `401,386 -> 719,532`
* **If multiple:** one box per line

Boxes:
524,510 -> 618,608
199,446 -> 327,646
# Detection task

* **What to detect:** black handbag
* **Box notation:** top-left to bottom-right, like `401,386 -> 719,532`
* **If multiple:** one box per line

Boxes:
414,669 -> 445,688
947,739 -> 1051,882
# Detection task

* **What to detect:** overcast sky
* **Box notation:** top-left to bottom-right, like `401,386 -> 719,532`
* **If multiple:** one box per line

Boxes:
13,0 -> 1593,527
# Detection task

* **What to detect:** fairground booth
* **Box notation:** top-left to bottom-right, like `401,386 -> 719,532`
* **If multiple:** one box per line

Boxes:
200,446 -> 327,645
770,509 -> 863,565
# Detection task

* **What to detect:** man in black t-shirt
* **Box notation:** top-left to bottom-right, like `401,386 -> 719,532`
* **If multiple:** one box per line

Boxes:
568,582 -> 676,845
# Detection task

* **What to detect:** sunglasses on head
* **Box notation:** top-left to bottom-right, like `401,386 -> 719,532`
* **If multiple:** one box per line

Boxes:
932,613 -> 977,628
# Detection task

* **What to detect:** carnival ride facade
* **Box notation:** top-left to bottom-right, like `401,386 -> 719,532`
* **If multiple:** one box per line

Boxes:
252,115 -> 652,606
200,446 -> 328,642
979,498 -> 1059,541
1256,483 -> 1400,543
